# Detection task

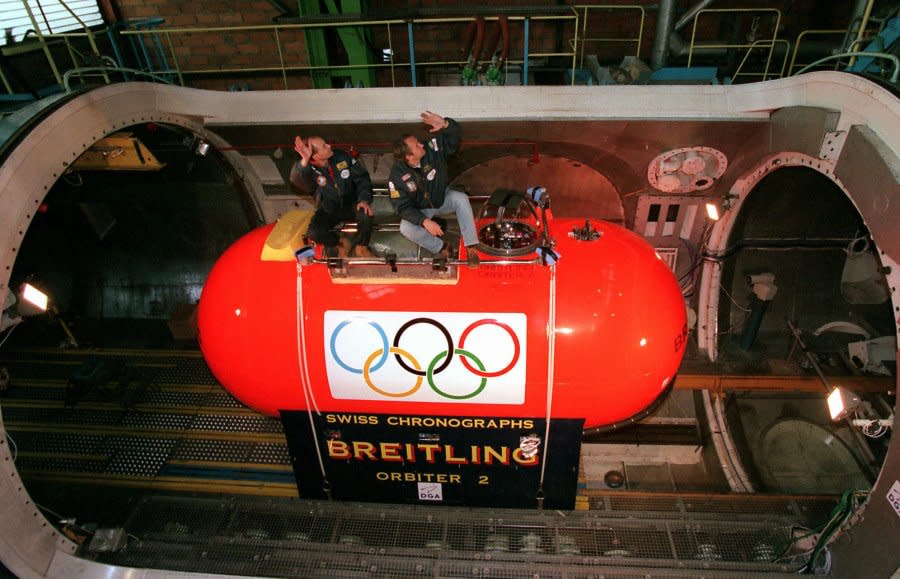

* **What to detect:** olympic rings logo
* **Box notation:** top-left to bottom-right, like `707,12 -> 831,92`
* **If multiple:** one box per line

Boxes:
329,317 -> 521,400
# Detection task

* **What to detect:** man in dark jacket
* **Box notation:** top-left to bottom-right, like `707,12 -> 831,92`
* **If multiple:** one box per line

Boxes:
290,135 -> 374,257
389,110 -> 479,267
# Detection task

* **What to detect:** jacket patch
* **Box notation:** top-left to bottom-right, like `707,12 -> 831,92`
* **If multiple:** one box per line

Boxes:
429,138 -> 439,151
401,173 -> 411,181
336,161 -> 348,170
340,169 -> 350,179
406,181 -> 417,192
426,168 -> 437,181
388,181 -> 400,198
316,175 -> 327,186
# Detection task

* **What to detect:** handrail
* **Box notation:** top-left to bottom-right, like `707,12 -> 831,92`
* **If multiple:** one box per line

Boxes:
117,13 -> 579,88
572,4 -> 645,69
788,29 -> 845,75
794,51 -> 899,83
730,38 -> 791,81
686,8 -> 782,82
0,27 -> 116,94
62,66 -> 176,93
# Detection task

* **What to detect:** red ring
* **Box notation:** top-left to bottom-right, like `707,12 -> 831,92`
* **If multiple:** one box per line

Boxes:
458,319 -> 520,377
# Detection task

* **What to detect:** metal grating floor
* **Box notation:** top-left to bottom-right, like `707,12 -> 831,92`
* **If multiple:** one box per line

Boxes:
91,494 -> 819,577
1,347 -> 843,576
2,347 -> 297,494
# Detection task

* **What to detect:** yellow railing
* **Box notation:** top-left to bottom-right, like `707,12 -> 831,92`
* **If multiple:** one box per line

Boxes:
572,4 -> 646,68
788,29 -> 845,76
0,28 -> 111,94
686,8 -> 782,82
10,5 -> 883,94
732,38 -> 791,81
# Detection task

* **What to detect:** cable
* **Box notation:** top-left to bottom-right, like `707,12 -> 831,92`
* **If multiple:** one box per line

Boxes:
721,285 -> 752,312
800,490 -> 866,574
36,503 -> 67,522
861,419 -> 889,439
0,322 -> 18,349
537,264 -> 558,507
294,262 -> 328,494
5,431 -> 16,461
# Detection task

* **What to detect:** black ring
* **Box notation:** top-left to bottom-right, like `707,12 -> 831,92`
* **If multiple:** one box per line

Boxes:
393,317 -> 453,376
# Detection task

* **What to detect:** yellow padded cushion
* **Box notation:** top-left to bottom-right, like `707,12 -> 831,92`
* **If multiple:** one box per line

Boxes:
261,209 -> 314,261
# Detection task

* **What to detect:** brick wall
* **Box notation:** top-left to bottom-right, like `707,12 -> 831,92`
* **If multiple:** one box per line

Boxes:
109,0 -> 845,90
115,0 -> 311,90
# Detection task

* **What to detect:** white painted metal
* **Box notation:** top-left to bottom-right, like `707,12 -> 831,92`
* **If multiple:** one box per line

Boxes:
0,72 -> 897,577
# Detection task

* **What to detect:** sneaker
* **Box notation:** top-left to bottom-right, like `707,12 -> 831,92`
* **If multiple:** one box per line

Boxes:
438,240 -> 451,260
465,245 -> 480,268
353,245 -> 374,258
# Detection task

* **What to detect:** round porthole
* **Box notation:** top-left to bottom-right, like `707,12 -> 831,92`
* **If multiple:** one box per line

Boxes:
647,146 -> 728,193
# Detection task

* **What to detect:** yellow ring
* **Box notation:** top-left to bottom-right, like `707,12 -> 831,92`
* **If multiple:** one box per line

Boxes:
363,347 -> 423,398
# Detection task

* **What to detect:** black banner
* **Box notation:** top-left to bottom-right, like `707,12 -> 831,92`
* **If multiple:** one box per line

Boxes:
281,411 -> 584,509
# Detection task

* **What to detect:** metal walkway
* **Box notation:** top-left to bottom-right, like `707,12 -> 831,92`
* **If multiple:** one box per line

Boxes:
0,347 -> 843,576
2,347 -> 296,496
89,493 -> 830,577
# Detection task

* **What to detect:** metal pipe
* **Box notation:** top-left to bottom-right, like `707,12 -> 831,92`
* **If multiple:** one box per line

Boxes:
843,0 -> 873,54
786,320 -> 832,392
667,0 -> 722,61
701,390 -> 744,492
570,8 -> 579,85
523,17 -> 530,85
651,0 -> 675,69
19,0 -> 63,84
459,18 -> 477,62
713,394 -> 755,492
848,0 -> 875,67
795,51 -> 899,83
498,15 -> 509,68
407,20 -> 416,87
674,0 -> 717,32
476,16 -> 493,67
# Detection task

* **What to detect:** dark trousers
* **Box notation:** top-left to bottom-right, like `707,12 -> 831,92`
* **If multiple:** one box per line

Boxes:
307,203 -> 373,248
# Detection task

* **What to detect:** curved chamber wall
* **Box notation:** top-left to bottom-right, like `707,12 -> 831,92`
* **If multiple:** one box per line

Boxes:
0,74 -> 897,578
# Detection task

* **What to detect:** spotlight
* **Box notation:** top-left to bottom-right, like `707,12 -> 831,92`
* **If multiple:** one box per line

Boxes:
705,194 -> 739,221
195,140 -> 210,157
827,386 -> 861,421
1,283 -> 79,348
21,283 -> 49,312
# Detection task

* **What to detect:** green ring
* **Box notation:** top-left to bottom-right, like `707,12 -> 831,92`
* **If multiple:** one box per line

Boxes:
427,348 -> 488,400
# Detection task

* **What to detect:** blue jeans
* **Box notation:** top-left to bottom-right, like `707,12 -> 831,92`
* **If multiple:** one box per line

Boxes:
399,188 -> 478,254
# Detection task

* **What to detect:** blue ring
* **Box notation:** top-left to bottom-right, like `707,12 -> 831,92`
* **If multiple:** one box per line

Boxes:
330,320 -> 388,374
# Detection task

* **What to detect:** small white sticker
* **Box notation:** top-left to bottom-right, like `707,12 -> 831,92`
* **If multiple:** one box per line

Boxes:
888,480 -> 900,519
418,482 -> 443,501
519,434 -> 541,459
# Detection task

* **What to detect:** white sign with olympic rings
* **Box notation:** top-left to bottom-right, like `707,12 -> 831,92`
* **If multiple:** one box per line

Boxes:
324,311 -> 527,404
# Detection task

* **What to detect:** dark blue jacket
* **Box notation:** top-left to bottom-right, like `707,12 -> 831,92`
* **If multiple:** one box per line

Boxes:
293,149 -> 373,214
388,119 -> 461,225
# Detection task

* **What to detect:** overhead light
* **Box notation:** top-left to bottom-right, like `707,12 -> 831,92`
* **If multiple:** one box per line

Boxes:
827,386 -> 861,421
705,202 -> 721,221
